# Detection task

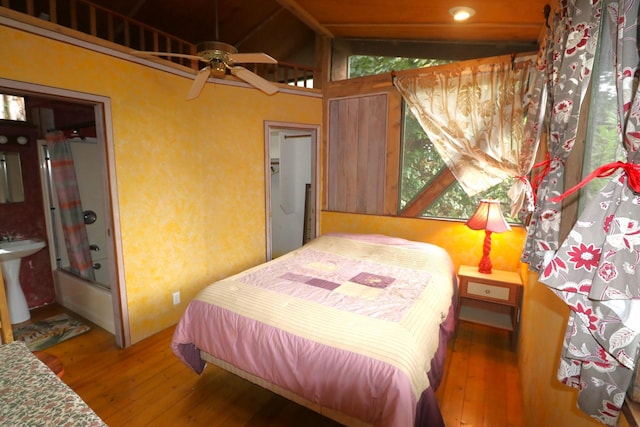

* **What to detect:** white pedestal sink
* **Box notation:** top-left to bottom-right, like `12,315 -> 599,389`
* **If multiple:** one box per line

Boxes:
0,239 -> 46,324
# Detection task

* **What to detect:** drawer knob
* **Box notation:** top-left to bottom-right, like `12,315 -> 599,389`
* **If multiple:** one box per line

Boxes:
485,289 -> 490,294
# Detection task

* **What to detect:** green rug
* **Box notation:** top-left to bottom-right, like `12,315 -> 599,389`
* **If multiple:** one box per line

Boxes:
12,313 -> 91,351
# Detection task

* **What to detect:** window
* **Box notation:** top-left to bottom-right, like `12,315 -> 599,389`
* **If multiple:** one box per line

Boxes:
348,56 -> 451,79
579,66 -> 626,210
327,54 -> 521,222
400,106 -> 517,221
348,55 -> 516,222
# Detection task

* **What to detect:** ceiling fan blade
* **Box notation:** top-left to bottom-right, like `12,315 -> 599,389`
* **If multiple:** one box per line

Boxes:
227,52 -> 277,65
131,50 -> 206,62
186,66 -> 212,100
230,66 -> 278,95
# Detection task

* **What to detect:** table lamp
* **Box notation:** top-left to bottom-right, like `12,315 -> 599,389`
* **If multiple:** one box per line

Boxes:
466,199 -> 511,274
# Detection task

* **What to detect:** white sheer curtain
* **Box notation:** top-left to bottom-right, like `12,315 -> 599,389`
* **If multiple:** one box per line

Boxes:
393,56 -> 539,217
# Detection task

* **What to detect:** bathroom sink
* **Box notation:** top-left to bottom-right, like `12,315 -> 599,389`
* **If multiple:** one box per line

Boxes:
0,239 -> 47,324
0,239 -> 46,262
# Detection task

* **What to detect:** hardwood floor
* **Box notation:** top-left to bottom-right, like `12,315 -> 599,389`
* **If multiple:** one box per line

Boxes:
27,304 -> 523,426
437,321 -> 524,427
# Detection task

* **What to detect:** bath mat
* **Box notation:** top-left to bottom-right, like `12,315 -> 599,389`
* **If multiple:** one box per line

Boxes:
12,313 -> 91,351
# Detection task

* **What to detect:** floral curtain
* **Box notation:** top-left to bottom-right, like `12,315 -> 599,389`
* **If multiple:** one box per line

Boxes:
393,56 -> 538,217
520,0 -> 602,271
537,0 -> 640,424
46,130 -> 95,281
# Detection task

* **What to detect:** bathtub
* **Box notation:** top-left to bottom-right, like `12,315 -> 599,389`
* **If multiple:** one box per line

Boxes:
53,269 -> 115,334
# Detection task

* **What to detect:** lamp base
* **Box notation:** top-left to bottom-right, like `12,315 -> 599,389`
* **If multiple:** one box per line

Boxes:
477,258 -> 492,274
477,230 -> 493,274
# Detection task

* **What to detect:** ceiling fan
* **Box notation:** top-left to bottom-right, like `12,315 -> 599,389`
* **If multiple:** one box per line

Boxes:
131,41 -> 278,99
130,1 -> 278,99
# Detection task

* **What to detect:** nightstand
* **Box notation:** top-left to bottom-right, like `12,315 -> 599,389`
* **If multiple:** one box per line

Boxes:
456,265 -> 523,350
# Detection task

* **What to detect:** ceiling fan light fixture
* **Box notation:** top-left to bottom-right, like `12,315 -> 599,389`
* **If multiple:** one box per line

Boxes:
210,59 -> 227,78
449,6 -> 476,21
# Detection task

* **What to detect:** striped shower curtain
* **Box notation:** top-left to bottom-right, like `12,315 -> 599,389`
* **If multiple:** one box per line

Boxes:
46,130 -> 95,281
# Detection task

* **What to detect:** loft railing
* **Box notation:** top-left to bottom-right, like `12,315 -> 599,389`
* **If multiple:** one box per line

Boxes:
0,0 -> 316,89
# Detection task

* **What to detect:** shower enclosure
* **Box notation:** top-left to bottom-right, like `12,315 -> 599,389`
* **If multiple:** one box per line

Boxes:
39,137 -> 115,334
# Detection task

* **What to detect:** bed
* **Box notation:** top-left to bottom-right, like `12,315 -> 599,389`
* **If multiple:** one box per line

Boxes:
171,233 -> 457,426
0,340 -> 106,426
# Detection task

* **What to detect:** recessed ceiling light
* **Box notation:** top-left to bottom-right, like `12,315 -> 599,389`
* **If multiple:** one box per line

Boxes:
449,6 -> 476,21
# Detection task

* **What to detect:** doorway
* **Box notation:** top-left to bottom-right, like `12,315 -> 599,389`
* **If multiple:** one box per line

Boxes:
0,78 -> 128,347
265,122 -> 320,260
39,137 -> 115,335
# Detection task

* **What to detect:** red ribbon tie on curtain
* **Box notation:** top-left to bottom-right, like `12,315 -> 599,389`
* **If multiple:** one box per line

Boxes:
549,161 -> 640,203
530,153 -> 552,203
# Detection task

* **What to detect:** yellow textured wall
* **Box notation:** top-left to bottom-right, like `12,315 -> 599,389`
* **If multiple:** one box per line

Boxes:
1,24 -> 321,343
519,272 -> 604,427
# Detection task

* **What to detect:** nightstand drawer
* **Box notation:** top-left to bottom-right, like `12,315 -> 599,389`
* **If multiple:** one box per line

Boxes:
467,281 -> 510,301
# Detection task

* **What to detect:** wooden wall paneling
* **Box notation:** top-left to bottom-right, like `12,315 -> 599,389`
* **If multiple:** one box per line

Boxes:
326,98 -> 338,210
313,34 -> 331,89
356,96 -> 370,213
369,93 -> 388,214
364,96 -> 380,214
345,97 -> 359,213
384,89 -> 401,215
327,93 -> 389,214
325,73 -> 398,215
335,99 -> 348,212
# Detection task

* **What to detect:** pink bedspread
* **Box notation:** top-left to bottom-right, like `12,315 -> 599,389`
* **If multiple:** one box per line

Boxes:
172,233 -> 457,427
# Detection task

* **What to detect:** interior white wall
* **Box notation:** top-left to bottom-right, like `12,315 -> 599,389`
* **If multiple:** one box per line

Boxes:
270,131 -> 312,258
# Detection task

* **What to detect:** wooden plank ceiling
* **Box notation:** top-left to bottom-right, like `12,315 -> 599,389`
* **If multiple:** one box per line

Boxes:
85,0 -> 552,64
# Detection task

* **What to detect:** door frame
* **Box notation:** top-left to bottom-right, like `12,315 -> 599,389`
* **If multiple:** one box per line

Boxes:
264,121 -> 320,261
0,78 -> 129,348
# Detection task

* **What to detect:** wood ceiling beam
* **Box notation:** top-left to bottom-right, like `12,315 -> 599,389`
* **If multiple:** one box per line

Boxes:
275,0 -> 334,38
235,7 -> 286,49
324,22 -> 543,30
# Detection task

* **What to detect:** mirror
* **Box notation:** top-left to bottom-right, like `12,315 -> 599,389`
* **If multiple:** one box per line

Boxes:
0,152 -> 25,203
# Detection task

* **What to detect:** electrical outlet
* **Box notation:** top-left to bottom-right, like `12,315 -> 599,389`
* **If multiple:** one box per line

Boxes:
172,291 -> 180,305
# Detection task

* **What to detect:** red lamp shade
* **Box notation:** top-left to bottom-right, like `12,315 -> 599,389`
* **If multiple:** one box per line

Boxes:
466,199 -> 511,274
